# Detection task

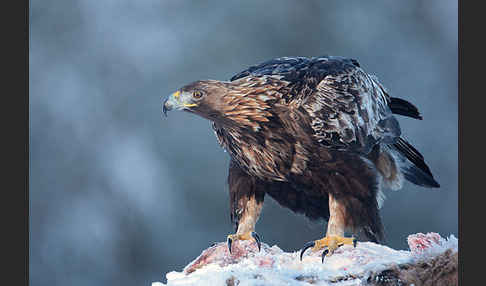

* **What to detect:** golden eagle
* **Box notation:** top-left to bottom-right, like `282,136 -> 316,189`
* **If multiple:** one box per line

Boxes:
163,56 -> 439,261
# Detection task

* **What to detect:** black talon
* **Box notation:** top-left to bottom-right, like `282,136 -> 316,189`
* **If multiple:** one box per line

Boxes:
321,248 -> 329,263
300,241 -> 315,261
251,232 -> 261,252
353,237 -> 357,248
227,237 -> 233,254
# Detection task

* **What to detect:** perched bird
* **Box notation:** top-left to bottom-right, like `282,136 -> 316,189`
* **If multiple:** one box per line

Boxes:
163,56 -> 439,262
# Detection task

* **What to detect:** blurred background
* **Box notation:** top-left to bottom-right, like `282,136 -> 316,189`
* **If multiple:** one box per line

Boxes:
29,0 -> 457,285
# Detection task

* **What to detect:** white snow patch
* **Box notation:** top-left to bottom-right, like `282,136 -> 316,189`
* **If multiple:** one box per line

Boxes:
154,233 -> 457,286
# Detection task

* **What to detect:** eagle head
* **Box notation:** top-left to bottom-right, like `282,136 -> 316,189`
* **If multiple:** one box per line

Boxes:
163,80 -> 228,120
163,77 -> 280,131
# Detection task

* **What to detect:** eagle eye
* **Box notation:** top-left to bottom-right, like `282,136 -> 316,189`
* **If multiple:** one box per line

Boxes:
193,90 -> 204,99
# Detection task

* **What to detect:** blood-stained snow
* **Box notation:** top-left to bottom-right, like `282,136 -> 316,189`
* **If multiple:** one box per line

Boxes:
153,233 -> 458,286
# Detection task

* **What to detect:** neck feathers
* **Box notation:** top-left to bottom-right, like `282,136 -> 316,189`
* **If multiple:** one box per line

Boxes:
219,76 -> 287,131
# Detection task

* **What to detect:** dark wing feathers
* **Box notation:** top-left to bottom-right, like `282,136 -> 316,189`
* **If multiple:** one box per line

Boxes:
232,56 -> 400,154
389,97 -> 423,120
392,137 -> 440,188
231,56 -> 360,83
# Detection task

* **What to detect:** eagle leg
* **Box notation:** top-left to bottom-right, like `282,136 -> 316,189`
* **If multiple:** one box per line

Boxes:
227,160 -> 265,255
300,194 -> 357,262
226,195 -> 263,255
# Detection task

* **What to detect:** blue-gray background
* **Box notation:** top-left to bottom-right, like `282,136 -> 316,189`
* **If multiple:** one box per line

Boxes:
30,1 -> 457,285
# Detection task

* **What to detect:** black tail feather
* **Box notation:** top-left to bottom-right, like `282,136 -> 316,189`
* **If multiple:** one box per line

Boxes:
389,97 -> 422,120
392,137 -> 440,188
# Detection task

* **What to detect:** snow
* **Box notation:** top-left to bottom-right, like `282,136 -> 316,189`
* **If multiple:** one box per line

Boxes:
153,233 -> 458,286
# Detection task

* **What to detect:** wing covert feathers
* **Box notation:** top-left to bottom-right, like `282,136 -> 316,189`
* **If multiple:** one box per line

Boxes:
232,56 -> 400,154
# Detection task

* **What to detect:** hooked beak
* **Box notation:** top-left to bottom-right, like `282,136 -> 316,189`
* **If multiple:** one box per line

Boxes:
162,90 -> 197,117
162,91 -> 179,117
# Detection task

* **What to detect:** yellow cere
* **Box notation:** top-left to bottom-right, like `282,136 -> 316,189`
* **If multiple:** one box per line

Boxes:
183,103 -> 198,107
172,90 -> 181,98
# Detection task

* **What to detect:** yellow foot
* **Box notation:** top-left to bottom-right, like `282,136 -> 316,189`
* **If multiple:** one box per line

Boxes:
300,235 -> 357,262
227,231 -> 261,254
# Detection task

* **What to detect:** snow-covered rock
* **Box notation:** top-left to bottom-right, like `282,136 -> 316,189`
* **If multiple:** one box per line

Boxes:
154,233 -> 458,286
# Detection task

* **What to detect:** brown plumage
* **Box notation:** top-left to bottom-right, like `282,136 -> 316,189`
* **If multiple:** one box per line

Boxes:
163,55 -> 439,246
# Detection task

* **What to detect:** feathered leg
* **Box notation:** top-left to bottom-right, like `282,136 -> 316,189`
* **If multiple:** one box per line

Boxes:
300,193 -> 357,262
226,160 -> 264,254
